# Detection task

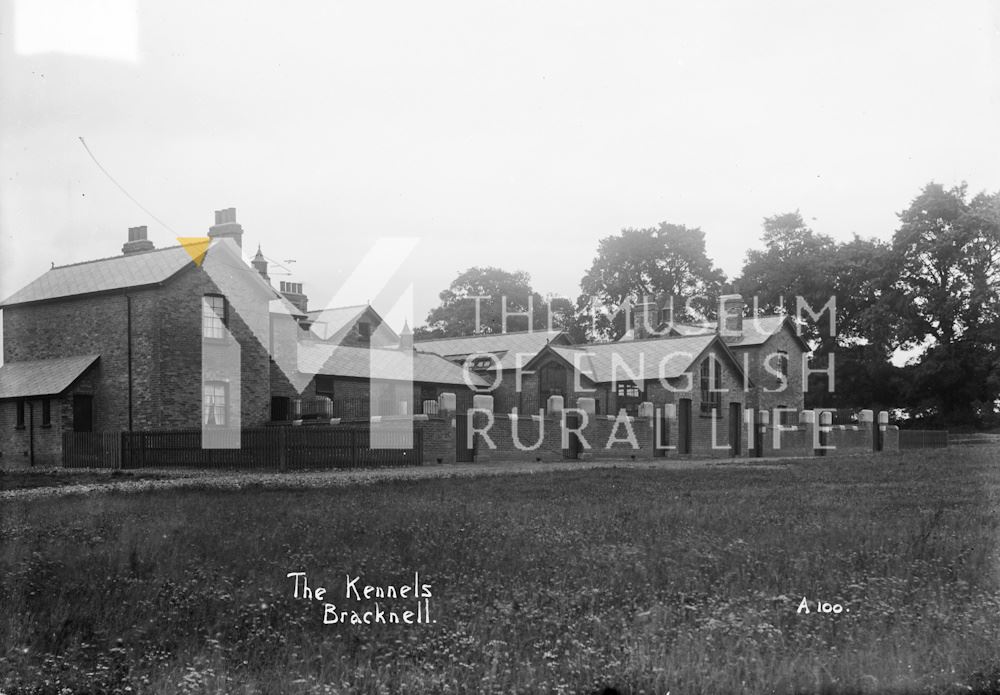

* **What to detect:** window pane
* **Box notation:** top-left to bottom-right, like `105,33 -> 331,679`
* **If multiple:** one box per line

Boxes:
203,383 -> 227,425
202,296 -> 226,339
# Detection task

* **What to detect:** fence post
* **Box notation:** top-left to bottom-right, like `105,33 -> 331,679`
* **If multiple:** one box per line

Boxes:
350,429 -> 359,468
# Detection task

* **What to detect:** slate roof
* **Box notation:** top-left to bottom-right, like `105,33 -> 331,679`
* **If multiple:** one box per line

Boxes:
304,305 -> 399,344
667,315 -> 807,349
0,355 -> 100,399
547,335 -> 721,383
298,343 -> 487,386
415,330 -> 568,371
0,246 -> 194,307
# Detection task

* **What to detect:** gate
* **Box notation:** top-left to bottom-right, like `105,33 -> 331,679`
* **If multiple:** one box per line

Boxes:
455,409 -> 475,462
729,402 -> 742,457
564,412 -> 581,459
677,399 -> 692,455
654,408 -> 670,457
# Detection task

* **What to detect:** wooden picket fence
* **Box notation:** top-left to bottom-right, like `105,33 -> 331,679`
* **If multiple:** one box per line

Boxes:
63,426 -> 423,470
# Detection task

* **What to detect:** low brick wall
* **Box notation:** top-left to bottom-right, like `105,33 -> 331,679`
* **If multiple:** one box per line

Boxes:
826,425 -> 870,456
882,425 -> 900,452
578,414 -> 654,461
760,424 -> 814,457
471,411 -> 658,462
413,417 -> 456,465
473,414 -> 567,462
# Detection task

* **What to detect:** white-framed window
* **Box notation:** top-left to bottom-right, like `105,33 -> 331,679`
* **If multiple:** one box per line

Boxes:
203,382 -> 228,426
202,294 -> 227,340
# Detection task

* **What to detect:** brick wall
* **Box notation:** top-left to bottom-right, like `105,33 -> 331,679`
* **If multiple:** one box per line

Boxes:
734,325 -> 806,414
2,261 -> 274,445
0,399 -> 64,468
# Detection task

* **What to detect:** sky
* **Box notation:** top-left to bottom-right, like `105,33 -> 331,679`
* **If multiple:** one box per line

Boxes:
2,0 -> 999,339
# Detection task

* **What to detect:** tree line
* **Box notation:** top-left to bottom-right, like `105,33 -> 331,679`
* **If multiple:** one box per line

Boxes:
415,182 -> 1000,429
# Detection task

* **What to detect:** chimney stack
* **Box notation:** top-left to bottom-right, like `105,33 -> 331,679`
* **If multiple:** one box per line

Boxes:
279,280 -> 308,313
122,225 -> 154,255
208,207 -> 244,249
718,294 -> 745,340
632,299 -> 657,340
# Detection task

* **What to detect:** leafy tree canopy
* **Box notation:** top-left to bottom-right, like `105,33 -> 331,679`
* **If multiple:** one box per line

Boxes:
577,223 -> 726,340
416,267 -> 579,339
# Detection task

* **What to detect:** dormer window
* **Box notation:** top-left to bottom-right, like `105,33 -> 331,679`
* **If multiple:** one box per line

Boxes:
471,357 -> 494,370
202,294 -> 227,340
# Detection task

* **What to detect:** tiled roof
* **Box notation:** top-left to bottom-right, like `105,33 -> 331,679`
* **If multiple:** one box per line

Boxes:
0,246 -> 194,307
667,315 -> 797,347
549,334 -> 720,383
668,323 -> 714,336
0,355 -> 100,399
298,343 -> 487,387
415,330 -> 567,370
305,305 -> 398,344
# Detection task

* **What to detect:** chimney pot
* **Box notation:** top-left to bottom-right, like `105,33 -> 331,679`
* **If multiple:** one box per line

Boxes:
632,299 -> 657,340
208,207 -> 244,248
718,294 -> 745,339
122,225 -> 154,254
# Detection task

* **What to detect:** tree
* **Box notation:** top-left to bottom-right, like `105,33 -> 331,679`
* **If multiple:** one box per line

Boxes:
416,267 -> 578,338
891,182 -> 1000,426
736,211 -> 904,410
577,223 -> 726,340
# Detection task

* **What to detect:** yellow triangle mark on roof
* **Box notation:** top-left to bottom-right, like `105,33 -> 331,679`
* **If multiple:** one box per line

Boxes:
177,237 -> 211,266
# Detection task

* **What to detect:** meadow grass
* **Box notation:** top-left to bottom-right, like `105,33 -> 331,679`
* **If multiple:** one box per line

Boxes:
2,448 -> 1000,694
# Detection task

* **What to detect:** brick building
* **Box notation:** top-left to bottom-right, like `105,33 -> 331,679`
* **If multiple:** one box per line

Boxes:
415,330 -> 572,412
626,293 -> 809,418
0,210 -> 481,468
521,333 -> 749,456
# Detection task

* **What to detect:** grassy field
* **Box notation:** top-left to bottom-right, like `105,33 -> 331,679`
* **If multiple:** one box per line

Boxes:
0,469 -> 175,492
2,448 -> 1000,694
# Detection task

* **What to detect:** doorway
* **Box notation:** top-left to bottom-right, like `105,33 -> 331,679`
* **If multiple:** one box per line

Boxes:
677,398 -> 692,455
729,402 -> 742,457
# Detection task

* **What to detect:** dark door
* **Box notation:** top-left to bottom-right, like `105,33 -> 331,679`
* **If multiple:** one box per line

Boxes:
72,395 -> 94,432
677,398 -> 692,455
754,410 -> 765,457
729,402 -> 742,457
654,407 -> 670,457
455,408 -> 474,463
564,412 -> 581,460
539,362 -> 567,414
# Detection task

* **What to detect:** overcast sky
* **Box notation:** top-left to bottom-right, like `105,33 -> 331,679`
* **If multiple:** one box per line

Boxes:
2,0 -> 999,336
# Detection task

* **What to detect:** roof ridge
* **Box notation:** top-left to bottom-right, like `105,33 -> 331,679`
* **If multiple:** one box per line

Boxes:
51,244 -> 185,270
569,333 -> 715,348
307,304 -> 368,314
415,328 -> 562,343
